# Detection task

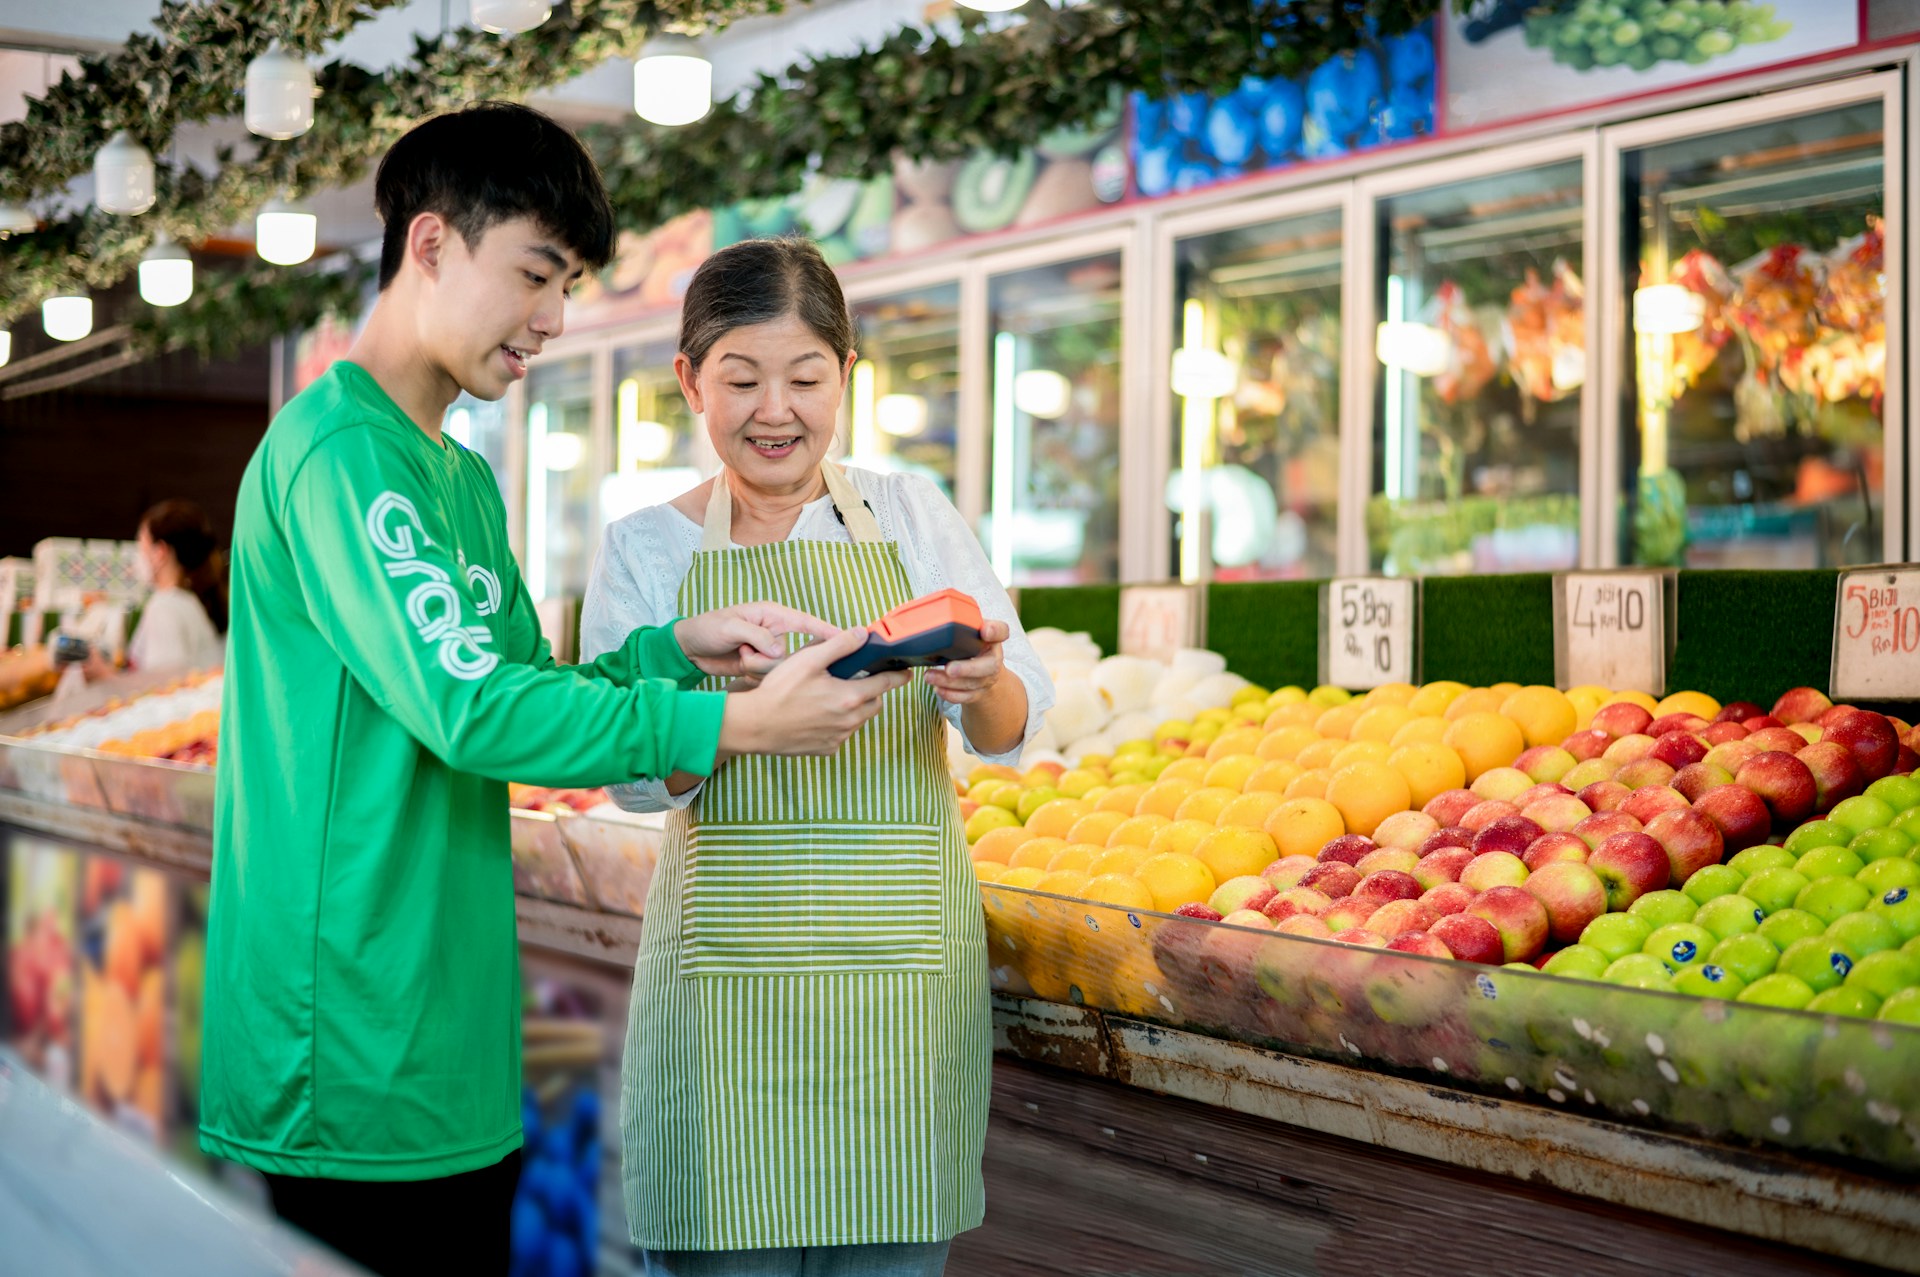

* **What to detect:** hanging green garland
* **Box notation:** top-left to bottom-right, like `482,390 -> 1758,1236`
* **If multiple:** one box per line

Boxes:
6,0 -> 1444,356
586,0 -> 1438,225
0,1 -> 406,207
126,256 -> 377,361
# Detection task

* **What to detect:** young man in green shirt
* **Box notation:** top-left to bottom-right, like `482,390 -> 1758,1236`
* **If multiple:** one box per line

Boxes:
200,103 -> 905,1275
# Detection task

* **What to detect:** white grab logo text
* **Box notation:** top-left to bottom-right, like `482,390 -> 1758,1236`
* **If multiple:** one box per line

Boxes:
365,491 -> 499,681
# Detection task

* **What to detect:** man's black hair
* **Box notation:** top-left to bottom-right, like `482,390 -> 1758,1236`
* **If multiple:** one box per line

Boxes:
373,101 -> 616,289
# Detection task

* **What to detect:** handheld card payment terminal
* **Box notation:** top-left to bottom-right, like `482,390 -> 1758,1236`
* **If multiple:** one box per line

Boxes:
828,589 -> 986,678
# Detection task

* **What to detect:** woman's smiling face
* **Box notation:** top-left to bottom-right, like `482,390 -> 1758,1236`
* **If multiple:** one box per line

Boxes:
677,312 -> 854,493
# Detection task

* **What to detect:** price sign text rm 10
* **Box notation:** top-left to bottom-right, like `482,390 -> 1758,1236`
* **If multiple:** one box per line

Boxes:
1832,569 -> 1920,701
1326,578 -> 1415,688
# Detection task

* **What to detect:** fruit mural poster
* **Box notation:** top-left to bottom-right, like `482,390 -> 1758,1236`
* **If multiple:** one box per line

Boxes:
76,855 -> 171,1142
1444,0 -> 1860,130
1131,24 -> 1437,199
6,837 -> 79,1087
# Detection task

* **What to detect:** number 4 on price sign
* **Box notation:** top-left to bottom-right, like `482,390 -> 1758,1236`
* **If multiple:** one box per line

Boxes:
1553,571 -> 1671,695
1831,567 -> 1920,701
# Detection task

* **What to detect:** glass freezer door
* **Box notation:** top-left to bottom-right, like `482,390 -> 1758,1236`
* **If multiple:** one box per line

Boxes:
1369,159 -> 1587,576
844,283 -> 962,499
1621,100 -> 1888,569
1170,207 -> 1344,582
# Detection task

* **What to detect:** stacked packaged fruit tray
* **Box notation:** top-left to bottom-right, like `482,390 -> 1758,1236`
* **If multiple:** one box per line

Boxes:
969,677 -> 1920,1169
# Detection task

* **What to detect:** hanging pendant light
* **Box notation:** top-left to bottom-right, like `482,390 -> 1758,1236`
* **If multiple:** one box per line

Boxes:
471,0 -> 552,34
0,203 -> 34,236
256,198 -> 317,265
634,36 -> 712,127
42,295 -> 94,342
0,328 -> 11,369
245,43 -> 315,139
95,131 -> 155,215
139,233 -> 194,307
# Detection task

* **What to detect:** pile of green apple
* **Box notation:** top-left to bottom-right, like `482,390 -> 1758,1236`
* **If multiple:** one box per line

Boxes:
1541,774 -> 1920,1023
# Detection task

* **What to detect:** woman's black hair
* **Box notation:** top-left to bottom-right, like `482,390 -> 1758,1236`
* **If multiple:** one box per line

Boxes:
678,237 -> 857,373
373,102 -> 616,289
141,499 -> 227,634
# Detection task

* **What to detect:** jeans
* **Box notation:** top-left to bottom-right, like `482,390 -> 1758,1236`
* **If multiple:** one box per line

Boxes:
639,1241 -> 952,1277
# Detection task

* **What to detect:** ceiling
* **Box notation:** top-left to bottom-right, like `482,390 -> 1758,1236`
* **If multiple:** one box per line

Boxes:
0,0 -> 948,249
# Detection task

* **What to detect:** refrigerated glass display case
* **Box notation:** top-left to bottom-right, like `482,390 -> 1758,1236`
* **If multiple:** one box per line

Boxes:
1371,159 -> 1585,575
524,355 -> 597,602
985,252 -> 1125,585
844,283 -> 961,498
1171,208 -> 1343,581
1621,100 -> 1886,568
444,393 -> 509,505
603,339 -> 702,526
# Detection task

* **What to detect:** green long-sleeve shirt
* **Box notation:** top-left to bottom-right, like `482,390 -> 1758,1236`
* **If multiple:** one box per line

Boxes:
200,361 -> 724,1179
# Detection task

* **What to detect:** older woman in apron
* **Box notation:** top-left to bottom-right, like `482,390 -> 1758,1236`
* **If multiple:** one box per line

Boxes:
580,238 -> 1053,1277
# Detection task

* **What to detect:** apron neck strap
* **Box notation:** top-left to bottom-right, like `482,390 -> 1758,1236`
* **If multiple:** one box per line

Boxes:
700,462 -> 883,551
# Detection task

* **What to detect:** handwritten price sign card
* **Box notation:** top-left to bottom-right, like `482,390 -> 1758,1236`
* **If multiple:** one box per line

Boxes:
1831,568 -> 1920,701
1554,572 -> 1667,695
1321,578 -> 1417,689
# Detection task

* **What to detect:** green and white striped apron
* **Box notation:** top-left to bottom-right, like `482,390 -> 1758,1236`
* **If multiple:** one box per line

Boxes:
620,462 -> 991,1250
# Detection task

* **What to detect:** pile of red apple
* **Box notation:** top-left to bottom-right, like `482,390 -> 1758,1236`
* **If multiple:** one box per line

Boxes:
1172,688 -> 1916,973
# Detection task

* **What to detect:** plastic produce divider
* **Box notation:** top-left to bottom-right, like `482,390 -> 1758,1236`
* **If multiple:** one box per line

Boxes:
979,881 -> 1920,1172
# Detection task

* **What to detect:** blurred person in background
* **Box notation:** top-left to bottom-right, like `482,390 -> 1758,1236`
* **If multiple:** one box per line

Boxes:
126,498 -> 227,672
76,498 -> 227,681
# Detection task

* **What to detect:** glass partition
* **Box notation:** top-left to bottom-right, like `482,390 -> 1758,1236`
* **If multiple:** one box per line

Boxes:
844,283 -> 961,498
1371,159 -> 1585,575
985,252 -> 1125,585
524,355 -> 596,602
1171,208 -> 1343,581
1622,102 -> 1886,568
604,340 -> 702,527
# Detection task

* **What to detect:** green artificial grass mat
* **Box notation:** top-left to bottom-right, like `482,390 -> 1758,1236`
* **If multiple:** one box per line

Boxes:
1205,581 -> 1322,691
1016,586 -> 1122,659
1013,571 -> 1886,711
1670,570 -> 1838,707
1420,574 -> 1558,688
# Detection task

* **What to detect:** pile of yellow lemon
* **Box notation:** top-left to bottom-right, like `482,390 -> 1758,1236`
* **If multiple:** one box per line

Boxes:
966,679 -> 1723,915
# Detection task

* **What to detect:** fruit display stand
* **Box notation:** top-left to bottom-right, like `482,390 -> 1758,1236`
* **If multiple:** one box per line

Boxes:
9,566 -> 1920,1270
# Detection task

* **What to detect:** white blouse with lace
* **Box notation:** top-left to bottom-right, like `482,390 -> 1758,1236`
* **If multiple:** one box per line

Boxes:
579,466 -> 1055,813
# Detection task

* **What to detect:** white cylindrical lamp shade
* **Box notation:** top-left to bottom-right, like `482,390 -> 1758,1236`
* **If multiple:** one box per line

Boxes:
256,199 -> 317,265
43,295 -> 93,342
472,0 -> 552,33
245,44 -> 315,140
634,38 -> 712,126
95,131 -> 155,215
139,235 -> 194,307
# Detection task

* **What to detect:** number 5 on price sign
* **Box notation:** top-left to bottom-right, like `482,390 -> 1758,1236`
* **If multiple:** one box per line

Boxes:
1830,567 -> 1920,701
1319,577 -> 1418,689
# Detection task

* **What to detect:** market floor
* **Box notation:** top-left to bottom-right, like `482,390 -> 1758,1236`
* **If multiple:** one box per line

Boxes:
947,1060 -> 1895,1277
